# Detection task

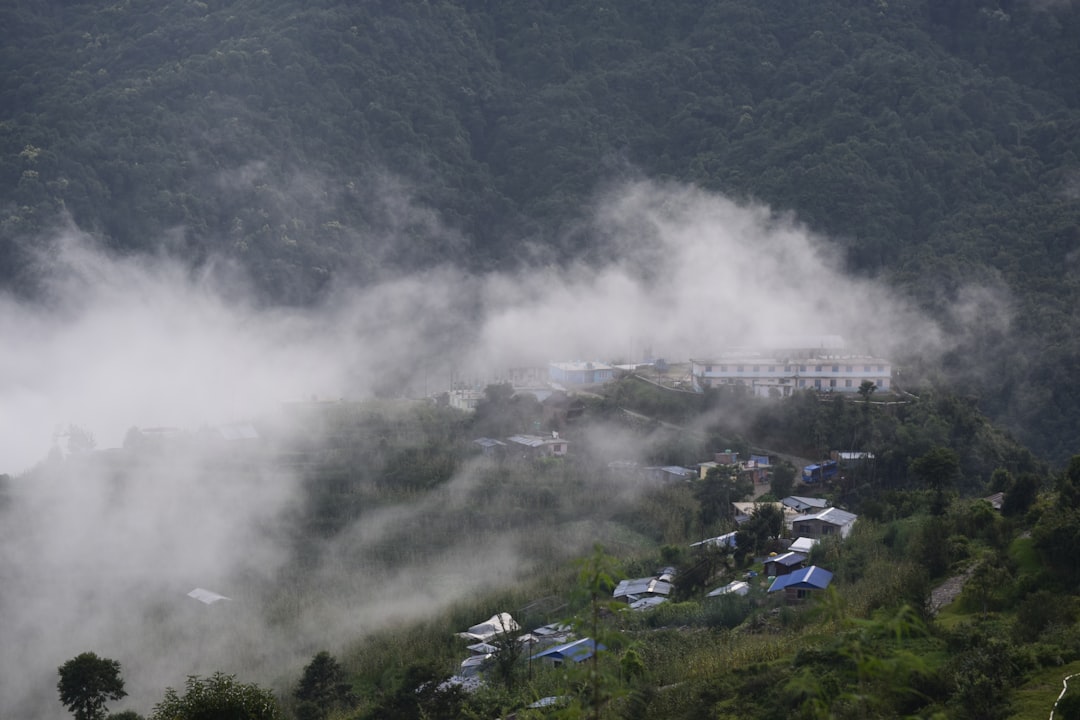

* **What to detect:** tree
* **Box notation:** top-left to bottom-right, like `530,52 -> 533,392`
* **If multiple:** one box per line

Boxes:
769,460 -> 796,499
295,652 -> 353,720
910,446 -> 960,514
150,672 -> 283,720
857,380 -> 877,403
58,652 -> 127,720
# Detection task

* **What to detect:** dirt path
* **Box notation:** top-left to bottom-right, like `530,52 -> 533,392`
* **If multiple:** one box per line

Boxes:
929,565 -> 975,614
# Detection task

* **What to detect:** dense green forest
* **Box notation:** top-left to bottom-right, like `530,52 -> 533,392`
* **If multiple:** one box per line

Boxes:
1,0 -> 1079,462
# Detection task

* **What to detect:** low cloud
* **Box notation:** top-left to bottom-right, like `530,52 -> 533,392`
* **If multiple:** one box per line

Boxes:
0,178 -> 992,716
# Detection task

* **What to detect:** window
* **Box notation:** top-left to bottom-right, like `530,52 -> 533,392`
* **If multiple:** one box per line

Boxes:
768,365 -> 775,372
797,589 -> 809,599
737,365 -> 744,372
815,365 -> 822,372
814,380 -> 821,389
719,365 -> 727,372
785,365 -> 792,372
705,365 -> 712,372
845,379 -> 852,387
845,365 -> 852,372
877,365 -> 885,372
799,364 -> 807,372
829,379 -> 837,387
864,365 -> 871,372
752,365 -> 760,372
832,365 -> 839,372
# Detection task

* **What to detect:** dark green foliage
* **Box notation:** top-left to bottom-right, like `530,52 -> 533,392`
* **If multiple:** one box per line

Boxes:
57,653 -> 127,720
769,461 -> 796,500
150,672 -> 282,720
353,664 -> 465,720
1057,691 -> 1080,720
294,652 -> 353,719
1014,590 -> 1077,642
106,712 -> 144,720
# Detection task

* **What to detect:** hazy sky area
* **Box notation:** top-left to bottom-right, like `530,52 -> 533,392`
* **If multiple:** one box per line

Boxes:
0,179 -> 999,717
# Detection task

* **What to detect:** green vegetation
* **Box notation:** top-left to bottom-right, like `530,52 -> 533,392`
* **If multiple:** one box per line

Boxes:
57,653 -> 127,720
30,379 -> 1079,718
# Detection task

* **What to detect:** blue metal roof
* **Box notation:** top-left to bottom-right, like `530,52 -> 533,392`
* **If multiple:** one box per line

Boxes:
767,565 -> 833,592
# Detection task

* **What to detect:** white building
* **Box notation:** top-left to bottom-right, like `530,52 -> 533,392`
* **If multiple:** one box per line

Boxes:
689,355 -> 891,396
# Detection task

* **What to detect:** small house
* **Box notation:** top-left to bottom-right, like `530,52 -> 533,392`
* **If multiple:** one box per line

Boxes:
767,565 -> 833,603
763,551 -> 807,577
613,577 -> 673,604
791,507 -> 858,539
532,638 -> 604,665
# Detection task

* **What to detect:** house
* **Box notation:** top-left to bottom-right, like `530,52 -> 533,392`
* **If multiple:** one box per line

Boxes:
613,577 -> 673,603
764,551 -> 807,577
531,638 -> 604,665
505,433 -> 568,459
449,388 -> 485,412
791,507 -> 858,539
549,361 -> 615,385
706,580 -> 750,598
982,492 -> 1005,511
767,565 -> 834,603
472,437 -> 507,457
458,613 -> 520,642
646,465 -> 696,483
781,496 -> 830,513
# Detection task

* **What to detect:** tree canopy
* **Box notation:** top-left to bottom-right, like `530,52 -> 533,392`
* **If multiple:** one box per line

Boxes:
57,652 -> 127,720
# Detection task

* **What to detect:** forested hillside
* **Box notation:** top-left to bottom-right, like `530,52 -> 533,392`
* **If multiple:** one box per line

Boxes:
2,0 -> 1079,461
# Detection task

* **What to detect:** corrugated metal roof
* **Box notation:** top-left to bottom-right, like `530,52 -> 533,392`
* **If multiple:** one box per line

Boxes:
613,577 -> 673,599
767,565 -> 833,592
707,581 -> 750,597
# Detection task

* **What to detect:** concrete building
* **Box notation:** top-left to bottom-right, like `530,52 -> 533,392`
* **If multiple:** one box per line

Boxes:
549,361 -> 615,385
689,356 -> 891,396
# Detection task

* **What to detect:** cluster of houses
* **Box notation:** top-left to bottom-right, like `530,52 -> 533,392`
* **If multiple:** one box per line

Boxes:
449,612 -> 602,688
640,449 -> 772,485
698,494 -> 857,602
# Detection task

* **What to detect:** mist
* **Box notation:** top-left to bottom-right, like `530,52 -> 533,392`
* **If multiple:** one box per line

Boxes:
0,178 -> 978,717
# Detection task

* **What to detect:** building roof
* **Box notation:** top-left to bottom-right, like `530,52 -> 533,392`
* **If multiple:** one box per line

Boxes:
549,361 -> 614,372
531,638 -> 604,663
782,496 -> 830,511
629,596 -> 669,611
707,580 -> 750,598
766,551 -> 807,568
690,531 -> 738,549
473,437 -> 507,448
506,434 -> 549,448
789,537 -> 820,554
187,587 -> 231,604
458,613 -> 520,642
613,577 -> 673,599
768,565 -> 834,593
793,507 -> 858,527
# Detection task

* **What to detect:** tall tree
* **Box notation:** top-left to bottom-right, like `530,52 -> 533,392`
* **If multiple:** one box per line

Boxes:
57,652 -> 127,720
295,652 -> 353,720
